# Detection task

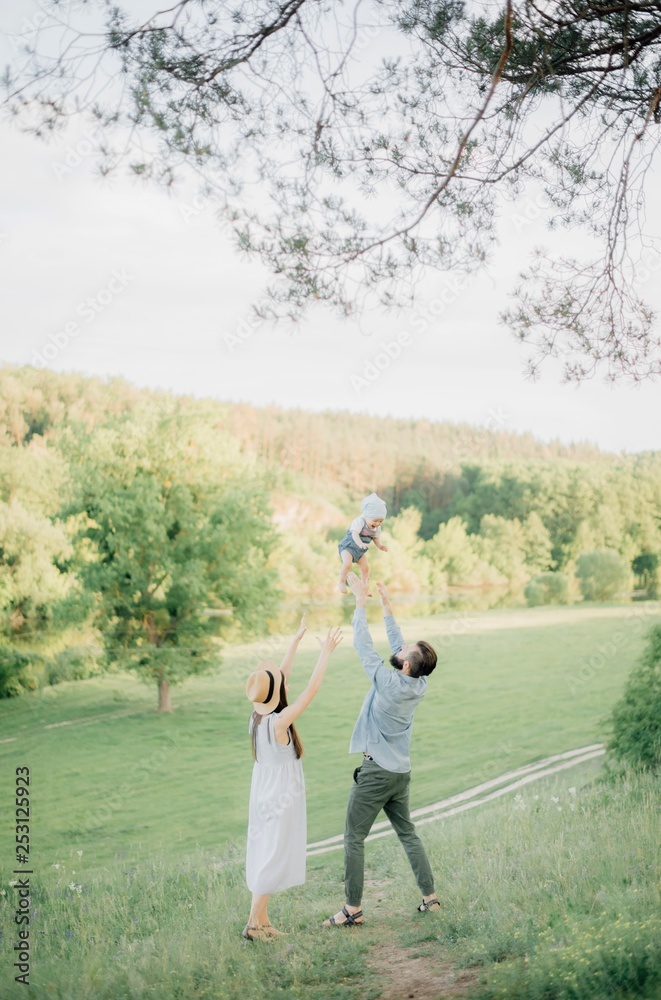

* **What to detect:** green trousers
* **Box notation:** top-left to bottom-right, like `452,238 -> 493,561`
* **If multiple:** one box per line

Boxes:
344,758 -> 435,906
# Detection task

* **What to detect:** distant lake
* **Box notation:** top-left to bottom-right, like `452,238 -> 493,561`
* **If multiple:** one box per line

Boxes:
267,588 -> 527,633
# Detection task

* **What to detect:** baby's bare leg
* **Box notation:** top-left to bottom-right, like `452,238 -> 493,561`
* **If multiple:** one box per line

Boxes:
356,553 -> 372,596
338,550 -> 354,593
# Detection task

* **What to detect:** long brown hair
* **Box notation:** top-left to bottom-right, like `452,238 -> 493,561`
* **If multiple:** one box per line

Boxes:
251,677 -> 303,761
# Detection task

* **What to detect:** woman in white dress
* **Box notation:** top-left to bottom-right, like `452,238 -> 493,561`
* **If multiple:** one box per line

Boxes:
243,616 -> 343,941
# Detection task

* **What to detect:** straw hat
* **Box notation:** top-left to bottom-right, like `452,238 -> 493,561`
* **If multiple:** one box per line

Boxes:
246,662 -> 283,715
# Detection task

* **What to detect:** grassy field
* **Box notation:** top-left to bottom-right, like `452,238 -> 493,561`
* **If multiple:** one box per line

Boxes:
0,601 -> 659,878
1,761 -> 659,1000
1,601 -> 660,999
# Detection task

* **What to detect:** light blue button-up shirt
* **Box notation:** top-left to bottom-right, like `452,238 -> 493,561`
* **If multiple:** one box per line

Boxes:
349,608 -> 428,773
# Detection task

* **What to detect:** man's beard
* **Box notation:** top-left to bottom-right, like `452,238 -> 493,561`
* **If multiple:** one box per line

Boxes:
390,652 -> 404,670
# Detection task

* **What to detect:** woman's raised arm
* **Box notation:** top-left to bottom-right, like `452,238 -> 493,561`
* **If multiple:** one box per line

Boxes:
274,627 -> 343,737
279,613 -> 307,680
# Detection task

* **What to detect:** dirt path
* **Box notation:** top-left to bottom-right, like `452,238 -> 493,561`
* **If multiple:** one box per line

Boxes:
307,744 -> 605,855
367,941 -> 481,1000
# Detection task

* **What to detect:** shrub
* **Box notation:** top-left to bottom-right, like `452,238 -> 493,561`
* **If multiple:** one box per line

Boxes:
607,624 -> 661,772
524,571 -> 570,607
46,645 -> 103,685
0,643 -> 41,697
576,549 -> 630,601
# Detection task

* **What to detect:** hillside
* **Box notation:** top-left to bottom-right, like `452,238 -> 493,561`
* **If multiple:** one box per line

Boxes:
1,365 -> 660,700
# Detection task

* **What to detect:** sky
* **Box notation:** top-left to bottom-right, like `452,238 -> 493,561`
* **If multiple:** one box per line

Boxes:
1,4 -> 660,455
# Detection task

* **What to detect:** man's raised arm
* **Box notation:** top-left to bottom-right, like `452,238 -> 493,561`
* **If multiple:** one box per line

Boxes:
346,573 -> 391,690
375,582 -> 405,656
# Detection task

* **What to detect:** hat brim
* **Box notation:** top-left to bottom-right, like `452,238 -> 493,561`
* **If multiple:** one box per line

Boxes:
251,667 -> 283,715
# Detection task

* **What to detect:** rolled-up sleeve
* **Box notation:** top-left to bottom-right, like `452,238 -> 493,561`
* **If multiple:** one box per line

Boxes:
352,609 -> 391,691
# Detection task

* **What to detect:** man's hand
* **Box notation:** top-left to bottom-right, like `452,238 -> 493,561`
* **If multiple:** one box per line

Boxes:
375,582 -> 393,615
346,572 -> 369,607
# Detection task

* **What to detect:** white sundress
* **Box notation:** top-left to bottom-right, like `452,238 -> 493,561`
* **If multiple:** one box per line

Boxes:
246,712 -> 307,894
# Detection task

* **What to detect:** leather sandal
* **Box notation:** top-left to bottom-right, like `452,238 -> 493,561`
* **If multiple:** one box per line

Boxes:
242,924 -> 272,941
417,898 -> 441,912
261,924 -> 284,937
323,905 -> 364,927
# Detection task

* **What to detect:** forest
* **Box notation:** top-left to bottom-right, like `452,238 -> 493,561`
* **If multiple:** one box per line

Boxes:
1,365 -> 659,703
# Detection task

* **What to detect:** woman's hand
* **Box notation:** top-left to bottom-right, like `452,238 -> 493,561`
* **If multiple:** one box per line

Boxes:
295,613 -> 307,640
316,626 -> 344,655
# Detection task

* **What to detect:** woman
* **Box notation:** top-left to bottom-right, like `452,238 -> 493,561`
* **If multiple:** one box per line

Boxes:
243,615 -> 343,940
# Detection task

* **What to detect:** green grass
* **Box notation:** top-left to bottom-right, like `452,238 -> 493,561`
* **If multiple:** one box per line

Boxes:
1,602 -> 659,875
1,764 -> 659,1000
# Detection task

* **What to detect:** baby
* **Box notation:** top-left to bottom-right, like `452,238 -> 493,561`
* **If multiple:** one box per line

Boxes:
338,492 -> 388,594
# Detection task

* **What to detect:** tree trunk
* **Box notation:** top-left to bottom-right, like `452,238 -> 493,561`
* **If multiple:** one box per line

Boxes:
158,677 -> 173,713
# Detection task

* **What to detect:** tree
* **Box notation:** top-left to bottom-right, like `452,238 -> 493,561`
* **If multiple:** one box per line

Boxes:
632,552 -> 660,593
65,416 -> 279,711
372,506 -> 434,592
427,516 -> 487,587
475,513 -> 528,586
5,2 -> 661,380
521,512 -> 554,575
575,549 -> 630,601
524,571 -> 570,607
607,624 -> 661,772
0,499 -> 73,630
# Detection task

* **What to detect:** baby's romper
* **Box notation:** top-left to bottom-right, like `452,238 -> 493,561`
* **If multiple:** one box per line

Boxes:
337,517 -> 381,564
246,712 -> 307,894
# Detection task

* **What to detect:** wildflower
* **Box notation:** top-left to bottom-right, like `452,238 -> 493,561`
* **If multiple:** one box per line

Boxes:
77,850 -> 83,858
53,863 -> 61,869
551,796 -> 560,803
8,881 -> 18,887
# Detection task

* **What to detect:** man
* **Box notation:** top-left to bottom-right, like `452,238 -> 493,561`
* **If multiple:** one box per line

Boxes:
323,573 -> 440,927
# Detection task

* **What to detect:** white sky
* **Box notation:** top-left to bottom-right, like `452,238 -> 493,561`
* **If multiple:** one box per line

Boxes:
1,4 -> 659,455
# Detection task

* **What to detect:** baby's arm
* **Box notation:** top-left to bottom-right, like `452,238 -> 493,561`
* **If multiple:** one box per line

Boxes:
350,515 -> 369,549
373,525 -> 388,552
